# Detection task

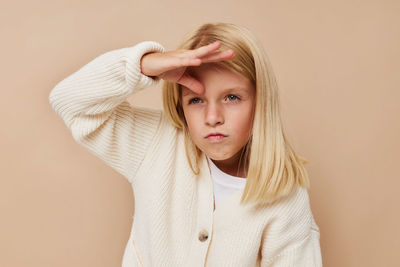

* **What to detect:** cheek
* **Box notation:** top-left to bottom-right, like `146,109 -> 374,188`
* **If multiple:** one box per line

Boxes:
184,112 -> 201,137
230,110 -> 254,139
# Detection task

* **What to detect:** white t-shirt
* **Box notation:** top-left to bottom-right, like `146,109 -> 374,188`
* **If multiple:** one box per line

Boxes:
206,156 -> 247,209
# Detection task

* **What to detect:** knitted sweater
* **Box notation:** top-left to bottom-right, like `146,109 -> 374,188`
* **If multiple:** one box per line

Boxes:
49,41 -> 322,267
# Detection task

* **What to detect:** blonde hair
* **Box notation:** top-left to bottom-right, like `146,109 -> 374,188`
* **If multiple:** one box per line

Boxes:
162,22 -> 310,205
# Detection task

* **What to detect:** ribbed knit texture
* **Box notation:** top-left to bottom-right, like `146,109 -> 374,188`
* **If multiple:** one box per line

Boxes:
49,41 -> 322,267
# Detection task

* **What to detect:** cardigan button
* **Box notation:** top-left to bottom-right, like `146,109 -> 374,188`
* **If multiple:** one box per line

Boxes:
198,229 -> 209,242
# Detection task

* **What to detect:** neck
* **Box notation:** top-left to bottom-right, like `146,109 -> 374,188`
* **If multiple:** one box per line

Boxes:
209,148 -> 248,178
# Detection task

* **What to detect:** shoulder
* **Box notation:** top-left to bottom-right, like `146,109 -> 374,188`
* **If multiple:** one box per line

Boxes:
259,186 -> 319,247
275,186 -> 317,232
259,186 -> 322,265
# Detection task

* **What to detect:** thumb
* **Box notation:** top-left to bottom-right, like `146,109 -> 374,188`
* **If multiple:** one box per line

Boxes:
177,72 -> 205,95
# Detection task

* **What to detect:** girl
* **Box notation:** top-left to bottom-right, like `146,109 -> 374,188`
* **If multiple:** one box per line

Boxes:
49,22 -> 322,266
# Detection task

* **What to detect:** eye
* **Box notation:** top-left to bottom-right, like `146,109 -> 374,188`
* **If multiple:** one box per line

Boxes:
188,97 -> 202,104
225,94 -> 240,102
187,94 -> 241,105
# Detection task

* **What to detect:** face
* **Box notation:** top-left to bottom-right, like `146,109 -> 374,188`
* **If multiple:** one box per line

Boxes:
181,64 -> 256,174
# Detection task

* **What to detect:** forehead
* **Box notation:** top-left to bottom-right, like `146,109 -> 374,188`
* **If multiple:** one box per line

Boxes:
182,64 -> 253,96
181,86 -> 251,96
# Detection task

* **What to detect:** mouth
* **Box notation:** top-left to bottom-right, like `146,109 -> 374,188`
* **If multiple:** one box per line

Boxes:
205,133 -> 227,142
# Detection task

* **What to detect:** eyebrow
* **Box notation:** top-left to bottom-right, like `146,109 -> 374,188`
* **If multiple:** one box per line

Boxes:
182,87 -> 249,97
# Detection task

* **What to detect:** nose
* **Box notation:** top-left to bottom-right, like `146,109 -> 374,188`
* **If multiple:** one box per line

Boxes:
205,102 -> 224,126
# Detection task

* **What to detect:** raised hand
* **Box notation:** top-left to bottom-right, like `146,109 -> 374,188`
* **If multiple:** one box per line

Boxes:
140,41 -> 235,94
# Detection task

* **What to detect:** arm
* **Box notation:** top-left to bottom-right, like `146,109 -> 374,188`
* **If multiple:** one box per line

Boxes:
49,41 -> 166,183
260,227 -> 322,267
260,188 -> 323,266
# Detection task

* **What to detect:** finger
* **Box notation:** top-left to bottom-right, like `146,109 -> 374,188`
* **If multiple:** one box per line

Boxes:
192,41 -> 221,58
174,57 -> 202,68
200,49 -> 235,63
177,72 -> 205,95
158,56 -> 202,75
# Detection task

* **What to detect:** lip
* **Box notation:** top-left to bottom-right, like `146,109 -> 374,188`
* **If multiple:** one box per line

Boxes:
205,133 -> 227,142
205,132 -> 227,138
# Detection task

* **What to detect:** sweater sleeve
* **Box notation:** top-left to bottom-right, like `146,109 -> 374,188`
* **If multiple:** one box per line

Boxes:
261,227 -> 322,266
49,41 -> 166,183
260,188 -> 323,266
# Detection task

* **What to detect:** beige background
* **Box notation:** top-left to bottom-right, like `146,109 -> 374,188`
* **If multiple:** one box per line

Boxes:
1,0 -> 399,266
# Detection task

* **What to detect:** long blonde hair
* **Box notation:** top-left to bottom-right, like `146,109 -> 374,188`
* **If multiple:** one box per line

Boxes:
162,22 -> 310,205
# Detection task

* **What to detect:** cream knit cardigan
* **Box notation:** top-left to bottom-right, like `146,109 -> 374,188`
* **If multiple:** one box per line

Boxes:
49,41 -> 322,267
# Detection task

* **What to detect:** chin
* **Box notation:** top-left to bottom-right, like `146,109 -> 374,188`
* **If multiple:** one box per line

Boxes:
204,151 -> 232,161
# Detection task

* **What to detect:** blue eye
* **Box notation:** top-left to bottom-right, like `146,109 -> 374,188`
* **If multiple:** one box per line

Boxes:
226,94 -> 240,101
187,95 -> 240,105
188,97 -> 202,104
